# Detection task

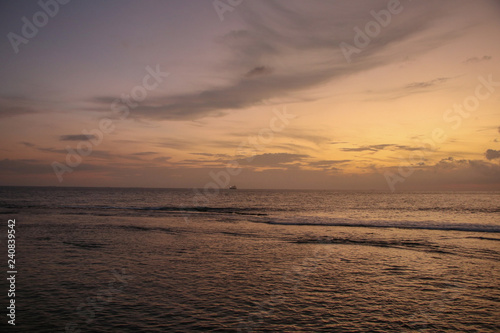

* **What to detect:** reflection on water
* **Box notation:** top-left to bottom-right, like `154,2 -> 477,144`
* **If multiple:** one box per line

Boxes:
1,187 -> 498,332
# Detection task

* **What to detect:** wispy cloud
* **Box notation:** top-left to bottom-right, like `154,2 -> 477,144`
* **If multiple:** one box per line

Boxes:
153,156 -> 171,163
341,144 -> 424,153
190,152 -> 230,158
237,152 -> 308,167
464,55 -> 492,64
0,158 -> 56,174
0,96 -> 40,118
364,76 -> 455,101
308,159 -> 351,169
88,0 -> 462,121
20,142 -> 36,148
19,141 -> 136,161
404,77 -> 452,90
131,152 -> 159,156
156,138 -> 197,150
60,135 -> 97,142
245,66 -> 274,78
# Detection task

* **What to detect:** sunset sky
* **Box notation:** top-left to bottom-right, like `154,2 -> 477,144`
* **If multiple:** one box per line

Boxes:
1,0 -> 499,190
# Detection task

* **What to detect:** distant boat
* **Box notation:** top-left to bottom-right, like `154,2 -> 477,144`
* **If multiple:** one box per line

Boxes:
229,185 -> 237,190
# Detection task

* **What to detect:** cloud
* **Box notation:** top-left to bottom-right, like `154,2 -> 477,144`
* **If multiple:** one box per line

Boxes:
468,160 -> 500,178
153,156 -> 171,163
22,144 -> 66,155
309,159 -> 351,165
20,142 -> 36,148
0,159 -> 131,181
365,76 -> 455,101
271,142 -> 317,153
485,149 -> 500,160
0,96 -> 40,118
89,0 -> 463,121
384,158 -> 500,190
394,145 -> 426,151
341,144 -> 392,152
308,160 -> 351,168
60,134 -> 98,141
0,159 -> 53,174
20,141 -> 119,161
280,130 -> 332,146
434,157 -> 468,170
0,106 -> 38,118
190,152 -> 230,158
229,130 -> 332,151
155,138 -> 197,150
424,157 -> 500,178
464,55 -> 492,64
237,153 -> 308,167
131,152 -> 158,156
38,146 -> 113,159
245,66 -> 274,78
341,144 -> 423,152
404,77 -> 451,90
191,152 -> 215,157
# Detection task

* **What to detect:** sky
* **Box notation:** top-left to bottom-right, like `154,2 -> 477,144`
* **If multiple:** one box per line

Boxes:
0,0 -> 499,190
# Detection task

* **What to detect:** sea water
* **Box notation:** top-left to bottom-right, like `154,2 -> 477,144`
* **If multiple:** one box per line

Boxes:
0,187 -> 498,332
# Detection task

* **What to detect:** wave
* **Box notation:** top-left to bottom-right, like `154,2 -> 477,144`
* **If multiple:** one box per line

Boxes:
292,236 -> 451,254
347,206 -> 500,214
22,204 -> 500,214
57,204 -> 269,215
116,225 -> 178,234
62,241 -> 106,249
415,207 -> 500,214
3,202 -> 498,233
290,235 -> 500,261
465,236 -> 500,242
251,216 -> 500,233
0,203 -> 270,216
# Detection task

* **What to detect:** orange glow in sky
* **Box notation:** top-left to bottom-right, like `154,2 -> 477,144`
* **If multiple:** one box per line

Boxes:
0,0 -> 499,190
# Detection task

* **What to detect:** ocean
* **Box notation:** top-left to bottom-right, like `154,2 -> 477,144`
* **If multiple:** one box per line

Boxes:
0,187 -> 499,332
